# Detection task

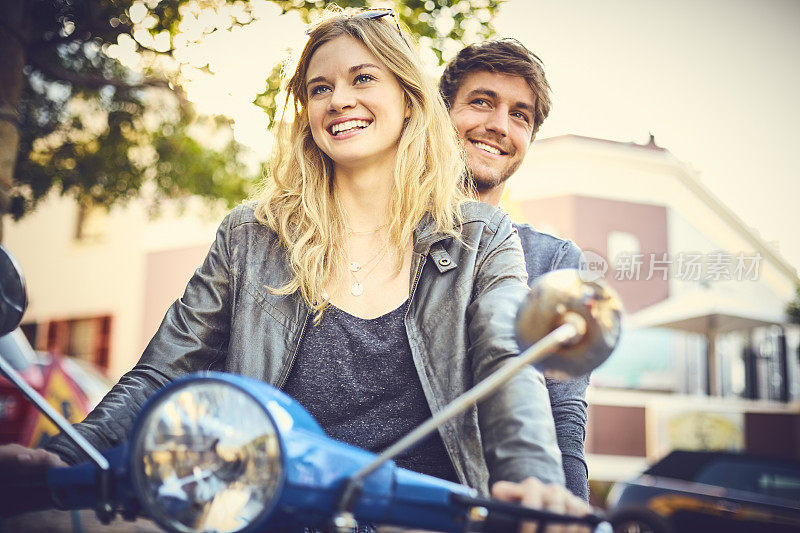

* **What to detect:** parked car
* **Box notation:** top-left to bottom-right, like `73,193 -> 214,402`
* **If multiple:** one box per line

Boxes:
0,329 -> 44,444
606,450 -> 800,533
0,328 -> 112,446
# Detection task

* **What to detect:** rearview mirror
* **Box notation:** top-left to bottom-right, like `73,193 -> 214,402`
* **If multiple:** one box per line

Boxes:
0,245 -> 27,337
515,269 -> 623,378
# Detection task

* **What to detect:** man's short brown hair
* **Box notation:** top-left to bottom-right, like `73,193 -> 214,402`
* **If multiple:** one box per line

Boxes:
440,38 -> 551,136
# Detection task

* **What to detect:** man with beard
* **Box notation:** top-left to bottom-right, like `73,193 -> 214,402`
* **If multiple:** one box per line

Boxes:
441,39 -> 591,502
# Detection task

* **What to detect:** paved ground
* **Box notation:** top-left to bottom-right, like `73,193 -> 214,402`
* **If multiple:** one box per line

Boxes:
0,509 -> 162,532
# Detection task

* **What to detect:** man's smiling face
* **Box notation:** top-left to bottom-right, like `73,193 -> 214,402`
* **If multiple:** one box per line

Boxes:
448,70 -> 536,193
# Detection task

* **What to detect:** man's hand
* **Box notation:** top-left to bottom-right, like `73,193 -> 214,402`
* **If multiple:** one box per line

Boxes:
492,477 -> 592,533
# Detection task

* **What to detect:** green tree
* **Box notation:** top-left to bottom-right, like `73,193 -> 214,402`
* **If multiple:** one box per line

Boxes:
0,0 -> 505,238
0,0 -> 262,237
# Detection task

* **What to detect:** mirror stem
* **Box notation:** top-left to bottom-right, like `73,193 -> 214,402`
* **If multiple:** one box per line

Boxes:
0,356 -> 109,471
335,318 -> 585,514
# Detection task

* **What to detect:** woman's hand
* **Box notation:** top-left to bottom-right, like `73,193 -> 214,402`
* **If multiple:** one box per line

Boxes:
0,443 -> 66,517
0,443 -> 66,476
492,477 -> 592,533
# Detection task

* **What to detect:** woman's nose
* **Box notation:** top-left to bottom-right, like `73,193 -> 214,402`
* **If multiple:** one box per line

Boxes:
328,85 -> 356,112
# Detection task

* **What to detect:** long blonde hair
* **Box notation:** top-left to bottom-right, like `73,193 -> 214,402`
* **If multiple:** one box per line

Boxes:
254,10 -> 467,317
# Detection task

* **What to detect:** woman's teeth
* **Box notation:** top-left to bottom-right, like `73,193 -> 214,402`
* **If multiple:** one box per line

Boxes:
473,141 -> 501,155
331,120 -> 370,136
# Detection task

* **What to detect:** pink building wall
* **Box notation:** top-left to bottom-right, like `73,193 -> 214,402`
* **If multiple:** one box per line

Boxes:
521,195 -> 669,313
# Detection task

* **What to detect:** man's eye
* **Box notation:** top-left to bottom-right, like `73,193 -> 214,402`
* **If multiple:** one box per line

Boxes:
354,73 -> 375,84
512,112 -> 531,123
471,98 -> 489,107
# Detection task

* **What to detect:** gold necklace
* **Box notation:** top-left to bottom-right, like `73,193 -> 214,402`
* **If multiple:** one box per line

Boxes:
348,245 -> 384,274
346,223 -> 387,236
347,229 -> 386,274
348,248 -> 388,296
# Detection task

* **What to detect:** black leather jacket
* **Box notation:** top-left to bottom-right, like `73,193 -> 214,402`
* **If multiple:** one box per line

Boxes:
46,201 -> 564,495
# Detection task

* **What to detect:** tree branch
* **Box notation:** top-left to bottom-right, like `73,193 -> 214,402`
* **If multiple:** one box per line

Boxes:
27,53 -> 188,102
30,32 -> 90,51
0,16 -> 30,47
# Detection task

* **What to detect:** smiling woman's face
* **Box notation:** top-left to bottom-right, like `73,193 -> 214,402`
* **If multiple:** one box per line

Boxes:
305,35 -> 409,172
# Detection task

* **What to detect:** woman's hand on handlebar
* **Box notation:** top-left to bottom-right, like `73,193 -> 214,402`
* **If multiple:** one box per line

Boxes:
0,443 -> 67,517
0,443 -> 66,479
492,477 -> 592,533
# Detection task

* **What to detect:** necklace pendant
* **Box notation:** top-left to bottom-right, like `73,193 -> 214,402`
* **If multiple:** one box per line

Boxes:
350,282 -> 364,296
349,262 -> 361,272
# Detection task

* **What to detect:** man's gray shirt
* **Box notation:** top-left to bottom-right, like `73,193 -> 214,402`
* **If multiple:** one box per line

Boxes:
513,222 -> 591,501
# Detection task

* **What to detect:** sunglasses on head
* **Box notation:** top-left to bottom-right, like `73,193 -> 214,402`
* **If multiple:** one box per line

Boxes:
352,7 -> 402,33
306,7 -> 406,41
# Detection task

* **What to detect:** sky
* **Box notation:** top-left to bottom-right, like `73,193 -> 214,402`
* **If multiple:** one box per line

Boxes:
494,0 -> 800,271
162,0 -> 800,272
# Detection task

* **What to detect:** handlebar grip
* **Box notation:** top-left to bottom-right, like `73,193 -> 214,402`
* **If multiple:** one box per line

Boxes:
0,469 -> 53,518
452,492 -> 608,532
476,510 -> 613,533
480,508 -> 521,532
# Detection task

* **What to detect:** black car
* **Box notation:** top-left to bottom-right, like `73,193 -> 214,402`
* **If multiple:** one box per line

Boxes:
606,450 -> 800,533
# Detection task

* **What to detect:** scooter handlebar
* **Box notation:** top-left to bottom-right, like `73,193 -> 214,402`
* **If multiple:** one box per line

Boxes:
451,492 -> 611,533
0,468 -> 53,518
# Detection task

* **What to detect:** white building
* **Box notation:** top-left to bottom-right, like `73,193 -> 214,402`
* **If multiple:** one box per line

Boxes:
502,134 -> 800,482
5,194 -> 226,379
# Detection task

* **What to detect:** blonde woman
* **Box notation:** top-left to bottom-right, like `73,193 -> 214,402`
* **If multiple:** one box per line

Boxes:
3,8 -> 589,531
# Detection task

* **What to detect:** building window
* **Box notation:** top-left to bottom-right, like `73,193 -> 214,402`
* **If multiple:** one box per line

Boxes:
756,327 -> 789,402
719,333 -> 747,398
43,315 -> 112,372
607,231 -> 641,268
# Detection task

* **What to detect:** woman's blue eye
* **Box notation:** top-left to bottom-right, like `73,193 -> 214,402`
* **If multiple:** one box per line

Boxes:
355,73 -> 375,84
310,85 -> 329,96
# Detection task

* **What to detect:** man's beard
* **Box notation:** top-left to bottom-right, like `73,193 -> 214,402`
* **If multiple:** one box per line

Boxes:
461,132 -> 522,194
465,159 -> 521,193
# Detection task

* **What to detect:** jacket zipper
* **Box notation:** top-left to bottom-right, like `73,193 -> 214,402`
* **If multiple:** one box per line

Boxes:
276,311 -> 309,389
406,232 -> 451,314
403,247 -> 466,484
405,252 -> 427,317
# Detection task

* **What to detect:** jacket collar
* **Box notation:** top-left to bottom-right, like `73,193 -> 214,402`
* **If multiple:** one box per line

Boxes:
413,212 -> 453,255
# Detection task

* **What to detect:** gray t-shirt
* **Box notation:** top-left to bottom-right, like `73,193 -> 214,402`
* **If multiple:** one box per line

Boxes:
514,223 -> 591,501
282,300 -> 458,482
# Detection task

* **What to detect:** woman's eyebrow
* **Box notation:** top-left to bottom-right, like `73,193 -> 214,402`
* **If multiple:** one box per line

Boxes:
306,75 -> 327,88
348,62 -> 381,73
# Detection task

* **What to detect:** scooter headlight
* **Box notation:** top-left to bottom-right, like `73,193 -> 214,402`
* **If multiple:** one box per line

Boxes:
131,380 -> 283,533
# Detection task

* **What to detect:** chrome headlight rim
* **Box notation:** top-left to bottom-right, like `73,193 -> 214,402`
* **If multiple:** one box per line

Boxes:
129,375 -> 286,533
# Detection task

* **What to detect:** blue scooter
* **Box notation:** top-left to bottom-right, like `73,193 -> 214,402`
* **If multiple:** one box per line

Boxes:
0,244 -> 621,533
